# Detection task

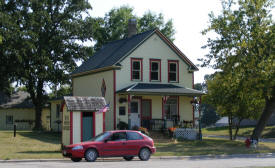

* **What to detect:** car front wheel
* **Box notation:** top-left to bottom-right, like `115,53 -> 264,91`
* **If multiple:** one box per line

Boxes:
138,148 -> 151,161
85,149 -> 98,162
123,156 -> 134,161
71,158 -> 82,162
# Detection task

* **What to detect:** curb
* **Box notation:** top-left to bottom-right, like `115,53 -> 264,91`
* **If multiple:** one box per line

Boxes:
1,153 -> 275,163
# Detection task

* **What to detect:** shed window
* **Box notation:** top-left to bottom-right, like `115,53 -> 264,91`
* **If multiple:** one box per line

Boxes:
6,115 -> 13,124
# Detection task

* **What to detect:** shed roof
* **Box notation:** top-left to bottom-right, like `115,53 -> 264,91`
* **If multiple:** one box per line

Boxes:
116,83 -> 204,96
64,96 -> 106,112
72,29 -> 198,76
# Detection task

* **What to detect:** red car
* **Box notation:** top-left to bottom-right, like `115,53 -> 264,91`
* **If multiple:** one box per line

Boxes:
63,130 -> 156,162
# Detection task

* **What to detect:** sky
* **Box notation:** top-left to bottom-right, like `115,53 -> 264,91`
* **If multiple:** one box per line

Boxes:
88,0 -> 224,84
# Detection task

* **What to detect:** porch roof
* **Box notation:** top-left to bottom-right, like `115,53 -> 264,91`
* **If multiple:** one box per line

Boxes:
64,96 -> 106,112
116,83 -> 204,96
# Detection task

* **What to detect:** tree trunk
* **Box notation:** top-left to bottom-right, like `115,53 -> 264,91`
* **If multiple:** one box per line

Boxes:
251,91 -> 275,140
233,118 -> 243,140
33,103 -> 43,130
28,79 -> 45,131
228,114 -> 233,140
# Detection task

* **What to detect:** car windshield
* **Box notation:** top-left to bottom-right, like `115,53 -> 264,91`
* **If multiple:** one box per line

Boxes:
89,132 -> 111,142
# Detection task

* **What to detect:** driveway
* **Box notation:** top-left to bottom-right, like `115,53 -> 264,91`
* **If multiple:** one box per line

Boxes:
1,154 -> 275,168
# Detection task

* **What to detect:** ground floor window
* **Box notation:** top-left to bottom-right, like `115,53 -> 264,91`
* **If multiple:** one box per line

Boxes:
6,115 -> 13,124
164,97 -> 178,120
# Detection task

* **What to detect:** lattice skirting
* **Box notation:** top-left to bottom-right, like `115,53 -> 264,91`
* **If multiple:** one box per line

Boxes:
174,128 -> 198,140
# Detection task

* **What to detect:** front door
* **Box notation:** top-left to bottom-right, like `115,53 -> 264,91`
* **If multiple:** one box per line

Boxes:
130,100 -> 140,128
141,99 -> 152,129
82,112 -> 93,141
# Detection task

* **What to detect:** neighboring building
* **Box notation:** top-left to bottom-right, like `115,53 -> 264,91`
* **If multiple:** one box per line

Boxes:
215,115 -> 275,127
71,20 -> 204,132
49,97 -> 65,132
0,91 -> 50,130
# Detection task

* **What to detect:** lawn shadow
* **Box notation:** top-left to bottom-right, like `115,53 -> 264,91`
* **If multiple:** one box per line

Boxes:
18,150 -> 61,154
17,131 -> 61,144
262,127 -> 275,138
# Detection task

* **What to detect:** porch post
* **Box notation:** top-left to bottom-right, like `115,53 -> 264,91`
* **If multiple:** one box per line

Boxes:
198,96 -> 202,141
128,94 -> 131,129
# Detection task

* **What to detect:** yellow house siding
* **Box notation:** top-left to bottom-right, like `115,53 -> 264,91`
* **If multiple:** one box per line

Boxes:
116,95 -> 128,124
50,100 -> 63,132
41,108 -> 50,131
179,96 -> 193,121
73,70 -> 114,131
142,95 -> 162,119
116,33 -> 193,91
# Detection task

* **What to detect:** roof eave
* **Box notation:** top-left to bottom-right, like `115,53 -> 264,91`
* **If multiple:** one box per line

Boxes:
71,66 -> 121,78
116,91 -> 205,96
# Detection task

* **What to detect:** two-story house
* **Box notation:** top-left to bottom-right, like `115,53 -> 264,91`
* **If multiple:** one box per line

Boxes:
71,19 -> 203,134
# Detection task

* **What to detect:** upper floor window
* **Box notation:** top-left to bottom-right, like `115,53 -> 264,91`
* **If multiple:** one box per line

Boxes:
150,59 -> 161,81
168,60 -> 179,82
131,58 -> 143,81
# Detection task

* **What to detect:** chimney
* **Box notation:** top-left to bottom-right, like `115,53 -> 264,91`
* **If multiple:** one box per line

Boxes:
127,18 -> 137,38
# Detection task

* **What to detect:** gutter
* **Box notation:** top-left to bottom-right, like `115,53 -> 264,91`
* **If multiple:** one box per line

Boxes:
71,66 -> 121,78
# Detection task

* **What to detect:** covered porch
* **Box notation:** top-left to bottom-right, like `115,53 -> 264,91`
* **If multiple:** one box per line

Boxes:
116,83 -> 204,130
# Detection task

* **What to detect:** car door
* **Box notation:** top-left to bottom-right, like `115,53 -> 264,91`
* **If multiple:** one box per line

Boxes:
125,132 -> 144,155
101,132 -> 127,156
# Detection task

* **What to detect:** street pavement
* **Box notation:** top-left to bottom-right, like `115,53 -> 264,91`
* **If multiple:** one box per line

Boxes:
1,154 -> 275,168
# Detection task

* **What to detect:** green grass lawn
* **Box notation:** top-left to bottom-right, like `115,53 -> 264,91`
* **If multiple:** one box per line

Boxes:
1,131 -> 275,160
202,125 -> 275,138
154,137 -> 275,156
0,131 -> 62,160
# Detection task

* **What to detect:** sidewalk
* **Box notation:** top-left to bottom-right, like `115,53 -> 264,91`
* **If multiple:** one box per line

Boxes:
203,135 -> 275,143
1,153 -> 275,163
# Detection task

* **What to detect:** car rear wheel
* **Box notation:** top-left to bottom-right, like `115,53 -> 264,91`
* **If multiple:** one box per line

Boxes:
123,156 -> 134,161
138,148 -> 151,161
71,158 -> 82,162
85,149 -> 98,162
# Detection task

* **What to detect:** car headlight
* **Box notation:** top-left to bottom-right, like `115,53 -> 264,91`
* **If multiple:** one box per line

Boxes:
72,145 -> 83,151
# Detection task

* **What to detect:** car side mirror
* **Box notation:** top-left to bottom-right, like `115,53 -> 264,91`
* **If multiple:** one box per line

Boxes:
104,139 -> 109,143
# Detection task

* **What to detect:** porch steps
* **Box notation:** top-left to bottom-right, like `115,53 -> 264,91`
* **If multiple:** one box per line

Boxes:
149,130 -> 171,142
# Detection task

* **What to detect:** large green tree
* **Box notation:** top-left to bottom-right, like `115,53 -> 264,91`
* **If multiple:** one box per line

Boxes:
201,0 -> 275,139
92,6 -> 175,51
1,0 -> 93,130
194,76 -> 220,128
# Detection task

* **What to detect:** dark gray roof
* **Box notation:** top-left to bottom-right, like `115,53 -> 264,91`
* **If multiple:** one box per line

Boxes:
64,96 -> 106,112
0,91 -> 34,109
72,29 -> 155,75
72,29 -> 198,76
116,83 -> 204,96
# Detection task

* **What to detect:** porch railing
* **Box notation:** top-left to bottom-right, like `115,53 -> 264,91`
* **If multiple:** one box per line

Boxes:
142,119 -> 176,131
141,118 -> 193,131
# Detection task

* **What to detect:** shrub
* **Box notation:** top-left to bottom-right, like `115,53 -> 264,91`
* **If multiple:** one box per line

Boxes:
117,121 -> 128,130
139,127 -> 149,136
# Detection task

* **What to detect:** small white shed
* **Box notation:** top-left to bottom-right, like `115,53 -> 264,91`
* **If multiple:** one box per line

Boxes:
62,96 -> 107,146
